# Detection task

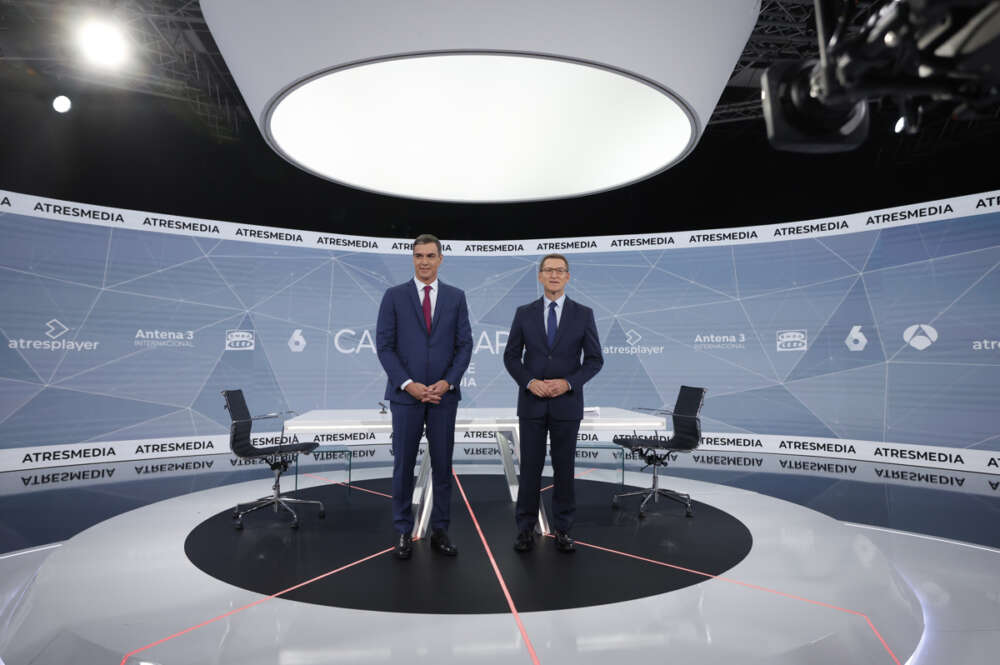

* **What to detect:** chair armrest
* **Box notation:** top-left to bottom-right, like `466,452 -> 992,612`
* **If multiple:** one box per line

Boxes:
251,413 -> 281,421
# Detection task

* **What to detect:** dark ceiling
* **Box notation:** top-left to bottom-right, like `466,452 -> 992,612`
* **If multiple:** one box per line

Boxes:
1,0 -> 997,241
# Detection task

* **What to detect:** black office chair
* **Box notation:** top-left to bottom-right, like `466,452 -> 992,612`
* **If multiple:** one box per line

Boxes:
612,385 -> 706,519
221,389 -> 324,529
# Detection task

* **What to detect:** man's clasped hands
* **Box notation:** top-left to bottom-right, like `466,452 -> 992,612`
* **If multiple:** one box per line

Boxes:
404,380 -> 451,404
527,378 -> 570,399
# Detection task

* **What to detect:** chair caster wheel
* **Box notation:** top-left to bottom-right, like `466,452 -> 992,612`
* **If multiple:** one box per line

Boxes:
686,510 -> 694,518
638,511 -> 646,520
234,520 -> 243,530
290,521 -> 299,529
611,499 -> 619,510
318,510 -> 326,519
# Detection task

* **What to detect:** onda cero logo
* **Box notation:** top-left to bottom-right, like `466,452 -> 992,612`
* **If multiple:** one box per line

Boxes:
224,329 -> 255,351
776,330 -> 807,352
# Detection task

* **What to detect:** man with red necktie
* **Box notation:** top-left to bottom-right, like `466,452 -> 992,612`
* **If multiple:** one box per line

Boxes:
376,234 -> 473,560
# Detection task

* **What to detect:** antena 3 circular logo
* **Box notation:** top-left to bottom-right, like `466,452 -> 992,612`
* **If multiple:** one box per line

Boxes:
903,324 -> 938,350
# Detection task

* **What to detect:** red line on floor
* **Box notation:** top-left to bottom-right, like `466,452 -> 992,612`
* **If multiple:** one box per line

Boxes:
563,537 -> 901,665
540,467 -> 599,493
303,472 -> 393,499
454,472 -> 541,665
118,546 -> 394,665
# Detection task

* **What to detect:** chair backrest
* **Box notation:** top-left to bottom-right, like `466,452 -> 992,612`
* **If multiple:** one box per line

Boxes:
221,389 -> 256,457
670,385 -> 706,450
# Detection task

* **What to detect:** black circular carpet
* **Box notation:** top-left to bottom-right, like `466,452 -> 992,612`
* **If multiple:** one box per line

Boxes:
185,474 -> 752,613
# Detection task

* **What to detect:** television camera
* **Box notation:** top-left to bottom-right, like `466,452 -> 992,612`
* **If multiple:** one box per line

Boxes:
762,0 -> 1000,151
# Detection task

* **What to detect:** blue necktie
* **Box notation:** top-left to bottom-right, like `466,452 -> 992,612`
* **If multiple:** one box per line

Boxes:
547,301 -> 557,348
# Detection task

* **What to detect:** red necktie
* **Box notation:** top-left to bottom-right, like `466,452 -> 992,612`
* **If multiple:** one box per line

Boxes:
422,285 -> 432,332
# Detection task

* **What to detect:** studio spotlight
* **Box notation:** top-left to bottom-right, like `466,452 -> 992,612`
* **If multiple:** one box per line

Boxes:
77,19 -> 129,69
52,96 -> 72,113
893,102 -> 920,135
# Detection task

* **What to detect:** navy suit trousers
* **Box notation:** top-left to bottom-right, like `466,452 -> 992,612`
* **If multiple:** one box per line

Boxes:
391,401 -> 457,534
516,414 -> 581,533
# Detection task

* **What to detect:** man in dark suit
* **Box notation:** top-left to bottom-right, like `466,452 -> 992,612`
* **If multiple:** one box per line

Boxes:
376,234 -> 473,559
503,253 -> 603,553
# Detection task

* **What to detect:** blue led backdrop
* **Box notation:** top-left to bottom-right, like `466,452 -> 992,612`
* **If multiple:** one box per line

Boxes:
1,189 -> 998,472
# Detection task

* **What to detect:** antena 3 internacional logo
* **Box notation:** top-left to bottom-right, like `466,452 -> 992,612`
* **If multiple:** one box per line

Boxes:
7,319 -> 101,351
134,328 -> 194,348
225,329 -> 255,351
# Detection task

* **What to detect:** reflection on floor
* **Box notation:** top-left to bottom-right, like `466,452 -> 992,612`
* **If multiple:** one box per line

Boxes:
2,450 -> 998,552
2,469 -> 926,664
0,453 -> 998,664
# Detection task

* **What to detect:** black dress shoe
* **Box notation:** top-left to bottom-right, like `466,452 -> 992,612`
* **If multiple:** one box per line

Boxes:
554,530 -> 576,553
514,529 -> 534,552
430,528 -> 458,556
395,532 -> 413,560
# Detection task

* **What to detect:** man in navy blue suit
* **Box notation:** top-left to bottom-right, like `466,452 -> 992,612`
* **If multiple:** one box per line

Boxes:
376,234 -> 473,559
503,253 -> 603,553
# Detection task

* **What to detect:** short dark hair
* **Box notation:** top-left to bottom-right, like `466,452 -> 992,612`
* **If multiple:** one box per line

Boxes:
413,233 -> 442,254
539,253 -> 569,272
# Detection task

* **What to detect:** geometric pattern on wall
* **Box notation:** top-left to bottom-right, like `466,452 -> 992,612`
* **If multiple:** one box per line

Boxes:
1,210 -> 998,451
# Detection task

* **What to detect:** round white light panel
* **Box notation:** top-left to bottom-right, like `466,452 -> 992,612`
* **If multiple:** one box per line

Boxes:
267,54 -> 694,203
52,95 -> 72,113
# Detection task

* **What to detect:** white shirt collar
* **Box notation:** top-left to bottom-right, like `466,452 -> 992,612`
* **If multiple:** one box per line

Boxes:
544,293 -> 566,308
414,277 -> 438,291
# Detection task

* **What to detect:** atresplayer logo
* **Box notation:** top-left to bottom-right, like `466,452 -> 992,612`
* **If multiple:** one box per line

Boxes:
7,319 -> 100,352
603,328 -> 664,355
46,319 -> 69,339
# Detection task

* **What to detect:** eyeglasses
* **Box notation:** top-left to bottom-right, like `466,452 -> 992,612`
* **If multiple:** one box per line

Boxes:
540,267 -> 568,275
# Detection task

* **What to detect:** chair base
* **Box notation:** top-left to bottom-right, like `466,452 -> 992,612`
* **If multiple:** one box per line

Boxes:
612,486 -> 693,519
233,462 -> 325,529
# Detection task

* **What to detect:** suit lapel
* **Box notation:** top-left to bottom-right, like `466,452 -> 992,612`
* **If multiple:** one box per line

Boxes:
430,282 -> 447,334
407,281 -> 429,335
530,298 -> 546,345
551,297 -> 574,350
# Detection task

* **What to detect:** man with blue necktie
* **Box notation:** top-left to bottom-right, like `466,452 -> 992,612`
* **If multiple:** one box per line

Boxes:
503,253 -> 603,553
376,234 -> 472,560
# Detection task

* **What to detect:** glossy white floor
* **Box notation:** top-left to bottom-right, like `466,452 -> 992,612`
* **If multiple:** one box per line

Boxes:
1,466 -> 997,665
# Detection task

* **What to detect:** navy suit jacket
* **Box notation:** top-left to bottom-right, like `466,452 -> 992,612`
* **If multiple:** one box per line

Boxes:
376,280 -> 473,405
503,297 -> 603,420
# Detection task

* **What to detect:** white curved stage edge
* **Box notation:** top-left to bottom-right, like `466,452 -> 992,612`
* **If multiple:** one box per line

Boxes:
1,186 -> 999,476
0,467 -> 926,665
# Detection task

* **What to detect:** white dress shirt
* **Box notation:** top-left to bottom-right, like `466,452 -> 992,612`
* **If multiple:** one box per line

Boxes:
401,277 -> 442,391
529,293 -> 570,391
543,293 -> 566,334
414,276 -> 438,318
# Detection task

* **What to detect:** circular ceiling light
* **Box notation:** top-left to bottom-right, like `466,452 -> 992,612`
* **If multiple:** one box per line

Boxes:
202,1 -> 760,203
52,95 -> 72,113
269,54 -> 693,202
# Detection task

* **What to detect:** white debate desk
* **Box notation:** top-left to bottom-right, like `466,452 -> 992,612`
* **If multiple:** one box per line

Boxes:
285,407 -> 665,537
